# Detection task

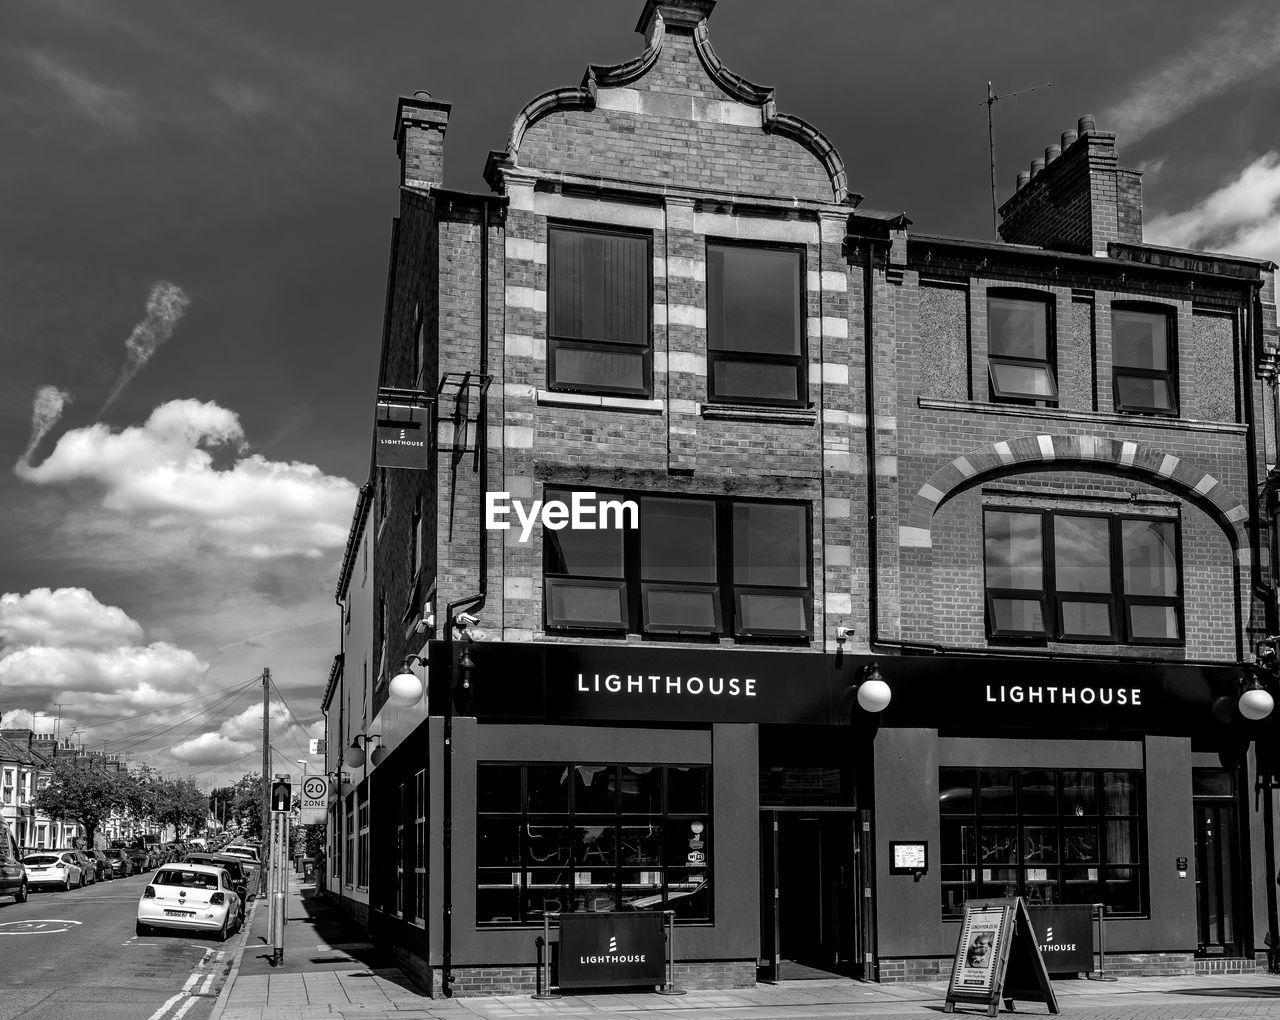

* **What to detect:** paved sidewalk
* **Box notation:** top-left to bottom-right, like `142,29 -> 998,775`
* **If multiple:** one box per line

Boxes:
211,875 -> 1280,1019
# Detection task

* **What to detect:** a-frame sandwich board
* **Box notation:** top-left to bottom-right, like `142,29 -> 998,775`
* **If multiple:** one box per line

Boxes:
943,897 -> 1059,1016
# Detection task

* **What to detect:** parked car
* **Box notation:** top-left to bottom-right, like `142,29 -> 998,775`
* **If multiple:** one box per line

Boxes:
221,845 -> 260,866
136,863 -> 243,941
22,851 -> 82,891
0,821 -> 28,904
183,853 -> 250,905
53,849 -> 95,886
104,849 -> 133,878
87,849 -> 114,881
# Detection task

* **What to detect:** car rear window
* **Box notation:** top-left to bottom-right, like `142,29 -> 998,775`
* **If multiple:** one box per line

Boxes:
23,855 -> 59,865
155,869 -> 219,888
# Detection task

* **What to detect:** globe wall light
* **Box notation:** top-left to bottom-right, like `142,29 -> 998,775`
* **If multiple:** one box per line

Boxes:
856,661 -> 892,713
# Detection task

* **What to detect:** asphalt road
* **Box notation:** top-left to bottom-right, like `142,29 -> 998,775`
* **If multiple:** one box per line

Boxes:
0,871 -> 241,1020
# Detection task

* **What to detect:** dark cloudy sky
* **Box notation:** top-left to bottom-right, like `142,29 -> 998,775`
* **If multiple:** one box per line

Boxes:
3,0 -> 1278,791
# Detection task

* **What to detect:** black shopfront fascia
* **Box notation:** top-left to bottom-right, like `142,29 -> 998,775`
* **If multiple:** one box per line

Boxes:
426,640 -> 1249,737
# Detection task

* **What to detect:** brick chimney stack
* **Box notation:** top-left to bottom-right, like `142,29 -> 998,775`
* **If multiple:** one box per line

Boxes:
998,116 -> 1143,255
395,91 -> 451,192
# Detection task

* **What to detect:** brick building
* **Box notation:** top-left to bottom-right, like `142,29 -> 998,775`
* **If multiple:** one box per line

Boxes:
323,0 -> 1280,995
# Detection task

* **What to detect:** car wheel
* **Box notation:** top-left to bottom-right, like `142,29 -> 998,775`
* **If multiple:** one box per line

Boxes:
136,920 -> 149,937
218,913 -> 230,942
14,881 -> 27,903
79,872 -> 86,888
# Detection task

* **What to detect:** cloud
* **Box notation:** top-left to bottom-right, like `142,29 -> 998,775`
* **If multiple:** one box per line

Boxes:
0,587 -> 143,649
211,79 -> 267,116
169,700 -> 293,765
1145,152 -> 1280,262
24,49 -> 137,133
14,398 -> 358,559
19,386 -> 72,466
99,281 -> 191,416
0,642 -> 205,705
1101,12 -> 1280,145
0,585 -> 208,725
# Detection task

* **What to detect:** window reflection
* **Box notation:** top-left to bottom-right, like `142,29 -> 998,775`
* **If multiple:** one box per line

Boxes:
939,768 -> 1145,918
476,763 -> 711,926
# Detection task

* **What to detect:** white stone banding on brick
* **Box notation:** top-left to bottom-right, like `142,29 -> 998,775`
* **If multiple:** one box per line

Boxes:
822,270 -> 848,292
504,426 -> 534,449
876,456 -> 897,477
668,352 -> 707,376
1236,548 -> 1252,567
825,593 -> 852,614
1037,435 -> 1056,459
918,483 -> 944,505
900,526 -> 932,548
994,441 -> 1015,465
824,497 -> 850,518
505,333 -> 545,359
952,456 -> 975,478
504,237 -> 546,264
668,304 -> 707,328
1225,504 -> 1248,523
822,316 -> 849,338
505,286 -> 545,312
1120,441 -> 1137,466
1158,454 -> 1180,478
504,577 -> 533,600
654,303 -> 667,326
669,399 -> 699,415
667,256 -> 706,281
503,382 -> 537,399
1193,474 -> 1219,495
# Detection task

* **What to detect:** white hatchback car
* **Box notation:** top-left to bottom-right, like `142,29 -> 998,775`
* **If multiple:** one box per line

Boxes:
22,851 -> 82,891
137,863 -> 242,940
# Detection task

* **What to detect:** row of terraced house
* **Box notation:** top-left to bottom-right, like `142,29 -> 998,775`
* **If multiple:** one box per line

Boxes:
318,0 -> 1280,996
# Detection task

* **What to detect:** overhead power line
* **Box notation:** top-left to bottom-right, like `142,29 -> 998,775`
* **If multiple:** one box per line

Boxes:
80,674 -> 262,734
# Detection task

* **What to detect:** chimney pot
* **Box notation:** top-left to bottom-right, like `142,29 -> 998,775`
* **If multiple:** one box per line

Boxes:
413,90 -> 432,100
1045,144 -> 1061,164
1030,157 -> 1046,178
1061,129 -> 1078,149
1078,115 -> 1096,135
1016,170 -> 1031,191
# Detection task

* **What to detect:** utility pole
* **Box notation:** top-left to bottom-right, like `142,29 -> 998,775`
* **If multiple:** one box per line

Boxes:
261,668 -> 271,860
983,80 -> 1052,239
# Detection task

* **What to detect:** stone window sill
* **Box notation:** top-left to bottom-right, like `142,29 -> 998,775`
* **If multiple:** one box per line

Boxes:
917,398 -> 1246,434
700,403 -> 818,425
536,390 -> 664,414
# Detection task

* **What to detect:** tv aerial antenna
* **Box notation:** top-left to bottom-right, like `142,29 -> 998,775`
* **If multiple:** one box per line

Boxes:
983,80 -> 1052,240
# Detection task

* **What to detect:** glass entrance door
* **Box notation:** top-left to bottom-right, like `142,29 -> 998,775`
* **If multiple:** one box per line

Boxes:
1193,768 -> 1242,957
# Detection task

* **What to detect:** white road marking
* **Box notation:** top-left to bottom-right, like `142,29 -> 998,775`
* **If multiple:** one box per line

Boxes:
146,991 -> 186,1020
171,997 -> 199,1020
0,918 -> 84,935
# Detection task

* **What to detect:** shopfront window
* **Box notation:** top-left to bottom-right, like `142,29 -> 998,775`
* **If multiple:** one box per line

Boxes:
476,762 -> 711,927
940,767 -> 1145,918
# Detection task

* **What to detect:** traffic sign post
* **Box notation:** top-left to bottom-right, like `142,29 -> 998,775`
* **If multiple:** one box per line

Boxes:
299,775 -> 328,824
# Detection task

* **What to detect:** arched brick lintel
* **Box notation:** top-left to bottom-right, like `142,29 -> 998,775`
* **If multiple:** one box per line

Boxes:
900,434 -> 1251,560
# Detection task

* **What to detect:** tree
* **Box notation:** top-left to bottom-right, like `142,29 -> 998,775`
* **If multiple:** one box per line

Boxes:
229,772 -> 264,840
34,757 -> 129,848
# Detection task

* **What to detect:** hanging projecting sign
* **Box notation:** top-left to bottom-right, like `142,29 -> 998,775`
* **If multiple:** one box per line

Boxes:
375,399 -> 432,470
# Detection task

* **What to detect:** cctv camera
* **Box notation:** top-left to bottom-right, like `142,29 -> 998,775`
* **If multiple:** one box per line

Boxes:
455,611 -> 480,627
